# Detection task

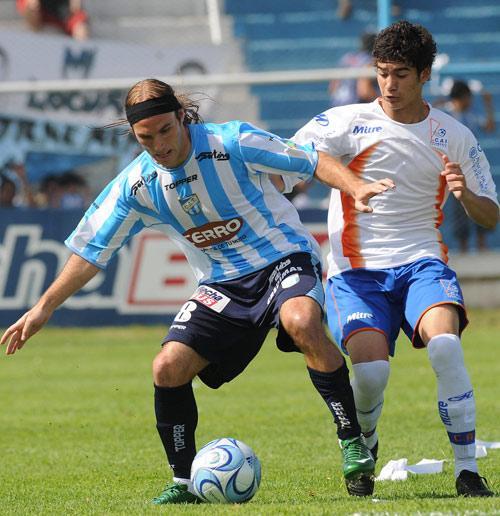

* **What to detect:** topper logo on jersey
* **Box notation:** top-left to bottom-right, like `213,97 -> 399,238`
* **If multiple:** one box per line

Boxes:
183,217 -> 243,248
352,125 -> 382,135
164,174 -> 198,190
195,149 -> 230,162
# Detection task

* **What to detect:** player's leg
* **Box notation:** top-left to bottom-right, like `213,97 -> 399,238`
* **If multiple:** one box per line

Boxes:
326,270 -> 396,465
152,341 -> 208,504
346,331 -> 390,462
418,305 -> 492,497
152,287 -> 269,504
275,256 -> 375,497
279,295 -> 375,496
404,259 -> 492,497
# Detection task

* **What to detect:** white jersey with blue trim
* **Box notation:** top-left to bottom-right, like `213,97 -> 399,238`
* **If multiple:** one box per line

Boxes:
66,121 -> 321,283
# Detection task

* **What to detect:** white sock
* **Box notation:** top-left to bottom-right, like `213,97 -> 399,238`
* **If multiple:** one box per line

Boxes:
351,360 -> 390,449
173,477 -> 195,494
427,334 -> 477,477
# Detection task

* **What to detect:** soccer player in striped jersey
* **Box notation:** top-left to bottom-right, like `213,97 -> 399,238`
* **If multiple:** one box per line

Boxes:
294,21 -> 498,497
1,79 -> 395,502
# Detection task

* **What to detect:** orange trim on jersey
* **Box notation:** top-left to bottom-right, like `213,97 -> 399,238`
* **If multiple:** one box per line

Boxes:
434,161 -> 449,263
342,142 -> 380,268
411,301 -> 469,349
428,117 -> 449,264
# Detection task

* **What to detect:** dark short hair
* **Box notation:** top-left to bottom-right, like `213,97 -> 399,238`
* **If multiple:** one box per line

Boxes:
373,20 -> 437,74
361,32 -> 376,54
449,80 -> 471,100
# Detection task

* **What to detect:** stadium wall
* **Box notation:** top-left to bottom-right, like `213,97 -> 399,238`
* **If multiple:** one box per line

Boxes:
1,208 -> 499,328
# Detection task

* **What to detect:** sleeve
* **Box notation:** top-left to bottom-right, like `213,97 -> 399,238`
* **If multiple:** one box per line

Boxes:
292,108 -> 353,157
65,174 -> 147,269
457,129 -> 499,206
236,122 -> 317,184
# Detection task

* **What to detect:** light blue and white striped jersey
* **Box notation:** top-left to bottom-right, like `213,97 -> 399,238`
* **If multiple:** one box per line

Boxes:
66,121 -> 321,283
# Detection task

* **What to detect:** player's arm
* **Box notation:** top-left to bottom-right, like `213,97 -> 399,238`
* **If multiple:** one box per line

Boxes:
441,154 -> 499,229
314,151 -> 394,213
460,191 -> 499,228
0,254 -> 100,355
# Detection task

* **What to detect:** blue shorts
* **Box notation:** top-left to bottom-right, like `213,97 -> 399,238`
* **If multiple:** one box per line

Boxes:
164,252 -> 324,388
325,258 -> 468,355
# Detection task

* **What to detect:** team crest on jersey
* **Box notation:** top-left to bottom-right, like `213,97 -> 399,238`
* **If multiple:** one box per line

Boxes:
430,120 -> 448,150
180,194 -> 202,215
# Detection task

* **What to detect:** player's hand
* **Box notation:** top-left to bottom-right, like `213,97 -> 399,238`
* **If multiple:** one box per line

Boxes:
0,306 -> 51,355
353,178 -> 395,213
441,154 -> 467,200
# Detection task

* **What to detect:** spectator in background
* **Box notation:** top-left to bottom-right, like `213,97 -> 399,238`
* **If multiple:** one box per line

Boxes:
37,175 -> 62,209
336,1 -> 401,20
59,172 -> 89,209
16,0 -> 89,40
0,163 -> 36,208
337,0 -> 353,20
329,32 -> 378,108
443,79 -> 496,252
0,175 -> 16,207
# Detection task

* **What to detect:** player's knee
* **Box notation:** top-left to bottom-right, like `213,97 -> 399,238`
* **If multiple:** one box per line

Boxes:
281,307 -> 318,346
152,351 -> 190,387
427,333 -> 464,374
352,360 -> 390,396
280,299 -> 324,348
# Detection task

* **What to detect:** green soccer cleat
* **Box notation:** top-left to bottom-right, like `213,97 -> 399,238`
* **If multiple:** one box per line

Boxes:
340,436 -> 375,497
152,483 -> 202,505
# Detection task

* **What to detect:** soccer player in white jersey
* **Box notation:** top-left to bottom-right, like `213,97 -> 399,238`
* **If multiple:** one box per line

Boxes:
0,79 -> 396,502
294,21 -> 498,497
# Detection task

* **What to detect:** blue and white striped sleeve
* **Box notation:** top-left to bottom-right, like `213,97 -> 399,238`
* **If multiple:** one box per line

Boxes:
237,122 -> 317,184
65,174 -> 146,269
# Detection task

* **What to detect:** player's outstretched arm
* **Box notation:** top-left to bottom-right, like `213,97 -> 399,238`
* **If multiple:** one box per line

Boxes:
314,151 -> 394,212
1,254 -> 100,355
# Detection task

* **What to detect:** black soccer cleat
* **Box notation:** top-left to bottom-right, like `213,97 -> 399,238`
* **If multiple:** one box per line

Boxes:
456,470 -> 494,497
345,473 -> 375,497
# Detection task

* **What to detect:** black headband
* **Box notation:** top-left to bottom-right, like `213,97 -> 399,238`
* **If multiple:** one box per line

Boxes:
125,95 -> 182,125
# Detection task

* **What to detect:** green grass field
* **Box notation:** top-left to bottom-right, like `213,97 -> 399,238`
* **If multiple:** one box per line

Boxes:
1,309 -> 499,515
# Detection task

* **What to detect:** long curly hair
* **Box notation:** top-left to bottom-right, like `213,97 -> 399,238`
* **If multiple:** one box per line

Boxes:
105,78 -> 204,130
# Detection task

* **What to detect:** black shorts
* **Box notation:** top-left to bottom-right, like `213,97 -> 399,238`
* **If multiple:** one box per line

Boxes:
163,252 -> 323,388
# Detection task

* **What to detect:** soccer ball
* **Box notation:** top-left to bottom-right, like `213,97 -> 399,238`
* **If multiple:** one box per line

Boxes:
190,437 -> 261,503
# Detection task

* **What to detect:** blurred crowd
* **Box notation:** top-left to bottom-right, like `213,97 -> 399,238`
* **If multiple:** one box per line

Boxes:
0,163 -> 89,209
16,0 -> 89,39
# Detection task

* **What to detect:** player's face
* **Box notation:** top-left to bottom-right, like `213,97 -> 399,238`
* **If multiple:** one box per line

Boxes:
376,62 -> 431,122
133,110 -> 191,168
